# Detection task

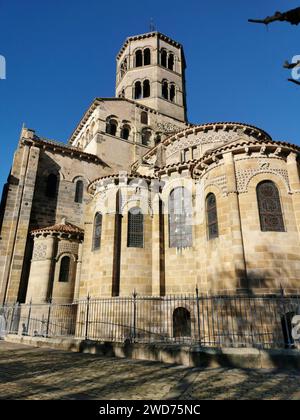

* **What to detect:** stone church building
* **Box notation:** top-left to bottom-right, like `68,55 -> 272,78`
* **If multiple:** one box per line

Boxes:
1,31 -> 300,306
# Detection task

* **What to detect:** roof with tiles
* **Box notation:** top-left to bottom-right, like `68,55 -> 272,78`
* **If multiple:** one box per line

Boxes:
31,219 -> 84,236
21,133 -> 106,165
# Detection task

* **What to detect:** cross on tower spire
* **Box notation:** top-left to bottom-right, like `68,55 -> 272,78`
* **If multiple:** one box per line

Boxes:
149,18 -> 156,32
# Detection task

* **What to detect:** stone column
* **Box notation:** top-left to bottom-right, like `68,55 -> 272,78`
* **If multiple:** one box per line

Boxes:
151,199 -> 161,296
26,235 -> 56,303
73,242 -> 83,301
287,152 -> 300,236
223,152 -> 248,289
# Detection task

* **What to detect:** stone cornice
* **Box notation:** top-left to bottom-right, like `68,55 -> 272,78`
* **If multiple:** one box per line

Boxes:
116,31 -> 185,61
192,139 -> 300,178
88,173 -> 157,195
21,136 -> 106,166
153,138 -> 300,178
139,122 -> 273,165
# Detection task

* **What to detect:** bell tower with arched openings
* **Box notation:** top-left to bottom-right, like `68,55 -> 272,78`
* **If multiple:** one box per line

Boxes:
116,32 -> 187,122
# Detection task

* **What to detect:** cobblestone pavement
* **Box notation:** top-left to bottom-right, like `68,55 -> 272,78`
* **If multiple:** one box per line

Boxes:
0,341 -> 300,400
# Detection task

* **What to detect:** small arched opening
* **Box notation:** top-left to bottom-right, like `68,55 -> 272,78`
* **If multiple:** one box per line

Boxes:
161,49 -> 167,67
168,53 -> 174,71
141,111 -> 148,125
144,48 -> 151,65
134,81 -> 142,99
143,80 -> 150,98
59,256 -> 71,283
121,125 -> 131,140
173,307 -> 191,338
106,119 -> 118,136
162,80 -> 169,100
141,128 -> 152,146
75,180 -> 84,204
135,50 -> 143,67
170,84 -> 176,102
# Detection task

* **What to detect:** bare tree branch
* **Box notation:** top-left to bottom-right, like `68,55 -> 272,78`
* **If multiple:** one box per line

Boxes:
249,7 -> 300,26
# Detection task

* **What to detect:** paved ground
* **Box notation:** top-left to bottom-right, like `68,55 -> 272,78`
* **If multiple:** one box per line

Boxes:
0,340 -> 300,400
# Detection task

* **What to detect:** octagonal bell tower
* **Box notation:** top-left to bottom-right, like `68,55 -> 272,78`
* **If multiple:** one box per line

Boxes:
116,31 -> 187,122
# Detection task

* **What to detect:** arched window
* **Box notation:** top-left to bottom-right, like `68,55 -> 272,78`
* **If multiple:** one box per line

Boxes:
144,48 -> 151,65
127,207 -> 144,248
121,125 -> 130,140
141,111 -> 148,125
46,174 -> 58,198
155,133 -> 161,145
169,187 -> 193,248
75,180 -> 84,204
162,80 -> 169,100
257,181 -> 284,232
120,58 -> 127,78
93,212 -> 102,250
168,53 -> 174,71
161,49 -> 167,67
141,128 -> 152,146
170,84 -> 176,102
59,256 -> 71,283
173,308 -> 191,338
106,119 -> 117,136
143,79 -> 150,98
206,193 -> 218,240
135,50 -> 143,67
134,81 -> 142,99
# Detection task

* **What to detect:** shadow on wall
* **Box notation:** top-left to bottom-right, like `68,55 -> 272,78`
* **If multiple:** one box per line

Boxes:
17,156 -> 61,303
30,154 -> 61,229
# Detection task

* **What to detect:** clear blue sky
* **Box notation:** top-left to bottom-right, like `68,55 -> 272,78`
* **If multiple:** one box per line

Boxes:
0,0 -> 299,190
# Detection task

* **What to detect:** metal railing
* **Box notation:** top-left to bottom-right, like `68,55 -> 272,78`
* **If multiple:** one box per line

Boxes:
1,290 -> 300,349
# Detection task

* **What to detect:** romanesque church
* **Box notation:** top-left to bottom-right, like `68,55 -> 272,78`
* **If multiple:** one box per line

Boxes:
1,31 -> 300,306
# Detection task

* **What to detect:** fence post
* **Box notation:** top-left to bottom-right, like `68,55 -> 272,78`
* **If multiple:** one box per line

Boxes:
280,285 -> 293,348
9,301 -> 17,333
85,294 -> 90,340
46,298 -> 52,338
196,286 -> 202,346
26,299 -> 32,335
132,290 -> 137,343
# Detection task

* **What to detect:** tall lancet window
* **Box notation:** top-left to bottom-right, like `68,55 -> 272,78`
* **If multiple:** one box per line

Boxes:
143,80 -> 150,98
135,50 -> 143,67
75,180 -> 84,204
127,207 -> 144,248
59,256 -> 71,283
144,48 -> 151,65
93,212 -> 103,250
134,81 -> 142,99
206,193 -> 219,240
168,187 -> 193,248
257,181 -> 284,232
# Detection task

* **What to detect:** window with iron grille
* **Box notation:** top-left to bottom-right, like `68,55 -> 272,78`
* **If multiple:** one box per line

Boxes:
127,207 -> 144,248
206,193 -> 219,240
93,212 -> 102,250
257,181 -> 284,232
59,256 -> 70,282
168,187 -> 193,248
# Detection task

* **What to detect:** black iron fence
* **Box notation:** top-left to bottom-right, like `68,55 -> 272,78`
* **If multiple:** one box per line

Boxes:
1,291 -> 300,349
